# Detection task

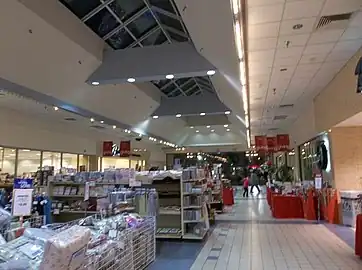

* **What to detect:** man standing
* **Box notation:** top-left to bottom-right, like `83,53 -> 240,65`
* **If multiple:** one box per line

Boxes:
250,170 -> 261,194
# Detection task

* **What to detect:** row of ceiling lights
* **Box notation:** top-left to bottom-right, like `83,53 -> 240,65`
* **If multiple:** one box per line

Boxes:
232,0 -> 250,148
191,124 -> 231,133
91,70 -> 217,86
52,106 -> 182,149
152,110 -> 231,119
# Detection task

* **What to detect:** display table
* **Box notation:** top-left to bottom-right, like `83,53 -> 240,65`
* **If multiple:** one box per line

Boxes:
340,190 -> 362,227
272,195 -> 304,219
302,190 -> 317,220
267,187 -> 272,207
355,214 -> 362,257
223,187 -> 234,206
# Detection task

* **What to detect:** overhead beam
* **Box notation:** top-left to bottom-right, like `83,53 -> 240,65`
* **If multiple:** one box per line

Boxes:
87,42 -> 216,85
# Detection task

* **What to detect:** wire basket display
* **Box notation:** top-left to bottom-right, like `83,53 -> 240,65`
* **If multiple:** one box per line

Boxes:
0,215 -> 45,241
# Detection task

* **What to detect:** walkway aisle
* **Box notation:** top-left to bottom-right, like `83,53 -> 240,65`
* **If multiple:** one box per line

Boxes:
190,189 -> 362,270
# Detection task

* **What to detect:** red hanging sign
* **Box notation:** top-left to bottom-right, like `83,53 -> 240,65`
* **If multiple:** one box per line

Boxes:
120,141 -> 131,157
103,141 -> 113,156
266,137 -> 277,152
277,134 -> 290,151
255,136 -> 267,152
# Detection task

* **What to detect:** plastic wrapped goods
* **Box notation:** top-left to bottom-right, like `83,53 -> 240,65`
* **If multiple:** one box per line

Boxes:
0,208 -> 11,232
40,225 -> 91,270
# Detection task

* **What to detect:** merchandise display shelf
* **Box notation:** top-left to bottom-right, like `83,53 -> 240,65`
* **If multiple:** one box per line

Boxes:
159,210 -> 181,215
183,230 -> 207,240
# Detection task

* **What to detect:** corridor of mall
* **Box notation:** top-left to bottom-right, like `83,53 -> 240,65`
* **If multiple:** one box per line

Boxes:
187,191 -> 361,270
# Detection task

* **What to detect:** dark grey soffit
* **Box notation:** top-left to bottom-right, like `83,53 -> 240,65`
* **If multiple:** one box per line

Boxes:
0,77 -> 168,142
87,42 -> 216,84
152,92 -> 231,117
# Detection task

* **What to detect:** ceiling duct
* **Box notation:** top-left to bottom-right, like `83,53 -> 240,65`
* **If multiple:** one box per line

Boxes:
315,13 -> 353,31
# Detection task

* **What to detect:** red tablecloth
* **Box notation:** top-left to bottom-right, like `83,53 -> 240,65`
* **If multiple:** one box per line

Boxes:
355,214 -> 362,257
223,187 -> 234,206
272,195 -> 304,219
267,187 -> 271,207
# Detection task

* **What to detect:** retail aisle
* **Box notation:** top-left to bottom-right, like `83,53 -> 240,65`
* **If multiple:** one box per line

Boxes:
190,189 -> 362,270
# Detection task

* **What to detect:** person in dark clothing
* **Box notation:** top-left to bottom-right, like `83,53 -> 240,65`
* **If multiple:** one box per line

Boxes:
250,170 -> 261,194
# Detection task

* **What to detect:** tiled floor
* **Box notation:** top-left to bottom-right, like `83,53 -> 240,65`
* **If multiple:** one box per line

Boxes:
150,187 -> 362,270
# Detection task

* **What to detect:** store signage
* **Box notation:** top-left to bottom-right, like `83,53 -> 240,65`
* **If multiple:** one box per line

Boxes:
12,188 -> 33,217
314,174 -> 322,189
255,136 -> 267,152
266,137 -> 277,152
13,178 -> 33,189
277,134 -> 290,151
103,141 -> 113,156
120,141 -> 131,157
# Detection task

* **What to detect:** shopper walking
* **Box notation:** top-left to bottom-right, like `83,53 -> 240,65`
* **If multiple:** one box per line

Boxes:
242,175 -> 249,197
250,170 -> 261,194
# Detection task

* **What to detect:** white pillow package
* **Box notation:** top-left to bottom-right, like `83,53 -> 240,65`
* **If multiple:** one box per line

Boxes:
39,225 -> 91,270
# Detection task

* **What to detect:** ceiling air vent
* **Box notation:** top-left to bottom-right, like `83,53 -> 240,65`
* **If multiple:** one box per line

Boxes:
90,125 -> 105,130
273,115 -> 288,120
64,117 -> 76,121
279,104 -> 294,108
315,12 -> 353,31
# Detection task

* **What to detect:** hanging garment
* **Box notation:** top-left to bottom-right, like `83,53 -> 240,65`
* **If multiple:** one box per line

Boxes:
356,57 -> 362,93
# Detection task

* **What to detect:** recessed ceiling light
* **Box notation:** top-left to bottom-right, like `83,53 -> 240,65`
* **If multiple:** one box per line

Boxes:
207,70 -> 216,76
152,115 -> 159,119
176,114 -> 182,118
190,126 -> 194,129
113,125 -> 116,129
160,140 -> 163,143
200,112 -> 206,116
53,106 -> 59,111
22,149 -> 30,152
211,129 -> 215,132
196,130 -> 200,133
165,74 -> 174,79
226,129 -> 230,131
139,134 -> 142,137
207,125 -> 211,128
100,120 -> 104,124
144,149 -> 147,151
224,124 -> 229,127
127,78 -> 136,83
225,111 -> 231,115
90,118 -> 95,122
91,81 -> 100,86
292,24 -> 303,30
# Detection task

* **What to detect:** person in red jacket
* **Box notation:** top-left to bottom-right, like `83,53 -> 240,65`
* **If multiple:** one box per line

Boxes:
243,176 -> 249,198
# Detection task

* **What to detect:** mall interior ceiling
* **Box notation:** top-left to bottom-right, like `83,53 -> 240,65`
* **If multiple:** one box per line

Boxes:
0,0 -> 361,154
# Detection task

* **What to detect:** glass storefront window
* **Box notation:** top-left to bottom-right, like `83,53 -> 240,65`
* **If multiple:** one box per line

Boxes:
287,149 -> 295,169
79,155 -> 90,172
17,149 -> 41,177
0,148 -> 16,176
102,157 -> 130,170
130,160 -> 140,170
299,140 -> 318,181
42,152 -> 61,172
62,153 -> 78,169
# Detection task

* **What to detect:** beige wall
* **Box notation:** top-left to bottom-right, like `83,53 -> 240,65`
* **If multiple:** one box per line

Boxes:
314,48 -> 362,133
330,127 -> 362,190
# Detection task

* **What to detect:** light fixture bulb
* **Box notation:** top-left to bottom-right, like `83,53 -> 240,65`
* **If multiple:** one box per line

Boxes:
53,106 -> 59,111
226,129 -> 230,131
190,126 -> 194,129
200,112 -> 206,116
207,70 -> 216,76
127,78 -> 136,83
152,115 -> 159,119
91,81 -> 100,86
165,74 -> 174,79
176,114 -> 182,118
225,111 -> 231,115
224,124 -> 229,127
211,129 -> 215,132
90,118 -> 95,122
196,130 -> 200,133
207,126 -> 211,128
100,120 -> 104,124
113,125 -> 116,129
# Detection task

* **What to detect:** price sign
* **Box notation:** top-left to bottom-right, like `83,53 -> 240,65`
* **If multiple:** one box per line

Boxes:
12,189 -> 33,216
314,174 -> 322,189
13,178 -> 33,189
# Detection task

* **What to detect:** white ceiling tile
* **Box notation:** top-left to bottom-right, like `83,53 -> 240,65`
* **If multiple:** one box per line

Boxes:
278,34 -> 310,48
283,0 -> 324,20
274,56 -> 301,66
309,29 -> 344,44
249,4 -> 284,24
341,27 -> 362,40
321,0 -> 362,16
289,78 -> 310,91
249,0 -> 286,7
271,66 -> 296,80
269,78 -> 290,89
320,60 -> 346,72
294,63 -> 322,76
276,46 -> 304,58
249,65 -> 272,77
249,49 -> 275,62
325,50 -> 355,61
249,37 -> 278,51
350,11 -> 362,27
249,22 -> 281,39
299,53 -> 327,64
303,43 -> 335,55
280,17 -> 318,35
334,39 -> 362,52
